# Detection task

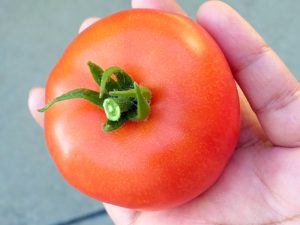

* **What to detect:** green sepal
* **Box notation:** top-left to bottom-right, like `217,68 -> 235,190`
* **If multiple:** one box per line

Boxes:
114,69 -> 134,90
102,116 -> 127,132
109,86 -> 151,100
100,66 -> 134,97
88,62 -> 120,93
38,88 -> 103,112
87,61 -> 103,86
105,78 -> 119,93
128,83 -> 150,120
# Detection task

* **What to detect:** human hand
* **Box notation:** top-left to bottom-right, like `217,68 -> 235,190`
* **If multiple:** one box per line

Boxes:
28,1 -> 300,224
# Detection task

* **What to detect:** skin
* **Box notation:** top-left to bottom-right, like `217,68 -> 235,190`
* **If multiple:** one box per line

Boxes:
28,0 -> 300,224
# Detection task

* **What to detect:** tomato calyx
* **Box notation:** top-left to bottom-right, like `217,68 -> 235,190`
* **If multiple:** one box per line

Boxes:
38,61 -> 152,132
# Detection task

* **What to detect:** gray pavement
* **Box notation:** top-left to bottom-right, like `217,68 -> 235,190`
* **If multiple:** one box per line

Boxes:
1,1 -> 299,225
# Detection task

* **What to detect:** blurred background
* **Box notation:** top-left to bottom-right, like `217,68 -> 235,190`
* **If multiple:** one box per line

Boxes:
1,0 -> 299,224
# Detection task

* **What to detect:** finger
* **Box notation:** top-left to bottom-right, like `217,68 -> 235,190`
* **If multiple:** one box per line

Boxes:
78,17 -> 100,33
132,0 -> 187,15
28,87 -> 45,128
103,203 -> 137,225
237,86 -> 267,148
197,1 -> 300,147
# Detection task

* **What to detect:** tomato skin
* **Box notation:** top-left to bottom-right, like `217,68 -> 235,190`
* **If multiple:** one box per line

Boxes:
44,9 -> 240,210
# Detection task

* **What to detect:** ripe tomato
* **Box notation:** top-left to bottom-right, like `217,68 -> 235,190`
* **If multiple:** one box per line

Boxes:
44,9 -> 240,210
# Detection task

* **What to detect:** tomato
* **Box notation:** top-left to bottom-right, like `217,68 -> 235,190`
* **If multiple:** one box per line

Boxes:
43,9 -> 240,210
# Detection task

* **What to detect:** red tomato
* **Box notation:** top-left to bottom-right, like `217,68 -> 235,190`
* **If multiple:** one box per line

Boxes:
44,9 -> 240,210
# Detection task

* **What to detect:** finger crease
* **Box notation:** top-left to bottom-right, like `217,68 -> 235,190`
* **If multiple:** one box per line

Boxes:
255,84 -> 300,114
129,211 -> 142,225
233,43 -> 271,75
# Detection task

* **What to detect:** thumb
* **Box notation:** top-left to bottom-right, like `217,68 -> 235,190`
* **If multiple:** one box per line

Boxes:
28,87 -> 45,128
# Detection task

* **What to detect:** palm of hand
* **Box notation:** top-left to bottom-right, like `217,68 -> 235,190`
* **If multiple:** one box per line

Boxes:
28,1 -> 300,225
124,136 -> 300,225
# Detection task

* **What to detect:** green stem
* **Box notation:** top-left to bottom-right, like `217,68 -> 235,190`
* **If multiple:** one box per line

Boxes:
38,62 -> 152,132
103,97 -> 133,121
